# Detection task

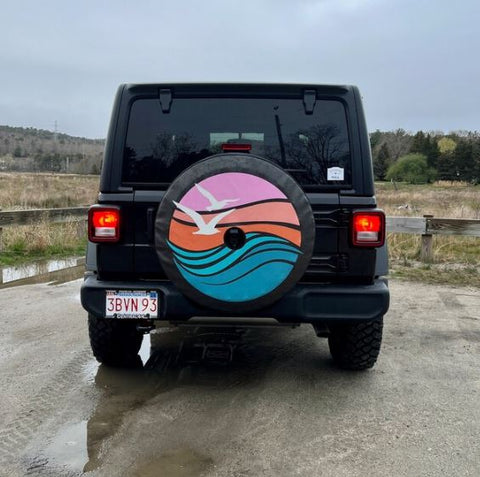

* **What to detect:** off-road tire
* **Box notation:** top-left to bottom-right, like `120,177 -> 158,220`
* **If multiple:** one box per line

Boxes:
88,314 -> 143,366
328,318 -> 383,370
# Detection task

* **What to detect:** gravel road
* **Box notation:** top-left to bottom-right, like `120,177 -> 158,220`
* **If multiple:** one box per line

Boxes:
0,278 -> 479,476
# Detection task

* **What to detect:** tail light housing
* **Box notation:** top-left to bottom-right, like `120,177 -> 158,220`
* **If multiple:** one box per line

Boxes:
352,210 -> 385,247
88,206 -> 120,243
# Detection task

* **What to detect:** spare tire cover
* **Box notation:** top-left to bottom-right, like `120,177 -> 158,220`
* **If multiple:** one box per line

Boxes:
155,154 -> 315,312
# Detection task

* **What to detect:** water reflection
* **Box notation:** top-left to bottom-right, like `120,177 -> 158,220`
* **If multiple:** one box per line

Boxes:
34,325 -> 302,475
83,326 -> 275,473
42,420 -> 89,473
0,257 -> 84,288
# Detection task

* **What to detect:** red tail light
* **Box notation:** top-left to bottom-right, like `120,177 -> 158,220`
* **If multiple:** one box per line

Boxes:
352,210 -> 385,247
88,206 -> 120,242
221,143 -> 252,152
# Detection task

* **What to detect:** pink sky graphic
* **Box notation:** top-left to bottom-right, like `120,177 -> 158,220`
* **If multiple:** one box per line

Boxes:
180,172 -> 287,211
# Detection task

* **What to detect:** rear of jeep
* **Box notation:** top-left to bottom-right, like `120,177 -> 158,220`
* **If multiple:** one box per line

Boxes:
81,83 -> 389,370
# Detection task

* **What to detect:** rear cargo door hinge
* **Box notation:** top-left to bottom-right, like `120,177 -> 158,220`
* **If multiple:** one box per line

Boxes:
338,209 -> 351,226
159,89 -> 172,113
337,254 -> 349,272
303,89 -> 317,115
146,207 -> 156,243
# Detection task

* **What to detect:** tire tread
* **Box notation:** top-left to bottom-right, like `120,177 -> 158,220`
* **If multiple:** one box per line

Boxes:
328,318 -> 383,370
88,314 -> 143,366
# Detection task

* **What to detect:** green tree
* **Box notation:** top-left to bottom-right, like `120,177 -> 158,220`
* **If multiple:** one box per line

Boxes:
436,153 -> 457,181
13,145 -> 23,157
453,140 -> 473,181
33,153 -> 63,172
373,143 -> 391,181
410,131 -> 439,168
369,129 -> 383,150
437,137 -> 458,181
410,131 -> 427,154
425,135 -> 440,168
470,137 -> 480,184
386,153 -> 436,184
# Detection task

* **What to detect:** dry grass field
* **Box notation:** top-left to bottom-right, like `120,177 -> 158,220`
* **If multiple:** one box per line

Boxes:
376,181 -> 480,218
1,220 -> 86,266
1,173 -> 479,285
0,172 -> 98,210
376,181 -> 480,286
0,172 -> 97,265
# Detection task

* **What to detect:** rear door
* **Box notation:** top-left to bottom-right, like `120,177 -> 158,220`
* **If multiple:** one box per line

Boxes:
118,84 -> 358,282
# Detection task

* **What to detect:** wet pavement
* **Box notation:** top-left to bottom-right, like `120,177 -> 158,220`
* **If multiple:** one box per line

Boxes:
1,279 -> 480,476
13,325 -> 304,476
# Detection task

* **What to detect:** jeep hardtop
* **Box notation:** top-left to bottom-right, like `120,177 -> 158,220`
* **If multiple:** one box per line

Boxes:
81,83 -> 389,370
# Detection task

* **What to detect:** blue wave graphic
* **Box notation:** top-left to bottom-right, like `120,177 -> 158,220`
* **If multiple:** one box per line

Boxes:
167,233 -> 301,302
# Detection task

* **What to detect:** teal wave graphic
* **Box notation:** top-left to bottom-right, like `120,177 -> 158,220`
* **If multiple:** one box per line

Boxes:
167,233 -> 301,302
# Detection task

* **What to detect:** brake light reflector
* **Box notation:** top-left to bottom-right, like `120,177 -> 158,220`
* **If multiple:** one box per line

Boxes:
88,206 -> 120,242
352,211 -> 385,247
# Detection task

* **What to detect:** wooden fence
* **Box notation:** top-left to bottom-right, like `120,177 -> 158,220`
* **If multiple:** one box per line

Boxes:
1,208 -> 480,262
0,207 -> 88,227
386,215 -> 480,261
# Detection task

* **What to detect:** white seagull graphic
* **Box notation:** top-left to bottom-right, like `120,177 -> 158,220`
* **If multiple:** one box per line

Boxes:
195,183 -> 239,211
173,201 -> 235,235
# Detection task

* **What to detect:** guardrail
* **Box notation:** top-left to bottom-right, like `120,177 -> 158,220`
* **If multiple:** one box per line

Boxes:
1,208 -> 479,261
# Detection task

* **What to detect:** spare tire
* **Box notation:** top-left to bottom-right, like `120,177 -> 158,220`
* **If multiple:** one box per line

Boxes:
155,154 -> 315,312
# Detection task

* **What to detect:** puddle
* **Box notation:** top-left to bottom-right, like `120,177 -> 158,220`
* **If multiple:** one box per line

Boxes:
82,359 -> 100,385
82,334 -> 151,386
25,421 -> 89,475
43,420 -> 89,473
0,257 -> 84,288
38,421 -> 212,476
139,334 -> 152,365
35,327 -> 281,474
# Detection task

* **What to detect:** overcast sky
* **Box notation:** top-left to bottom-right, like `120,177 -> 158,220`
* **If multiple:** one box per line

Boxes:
1,0 -> 479,138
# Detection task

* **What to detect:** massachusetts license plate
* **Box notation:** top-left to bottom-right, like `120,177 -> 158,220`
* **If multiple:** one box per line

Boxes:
105,290 -> 158,318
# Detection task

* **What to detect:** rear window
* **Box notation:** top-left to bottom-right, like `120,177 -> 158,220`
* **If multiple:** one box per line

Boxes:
123,97 -> 351,187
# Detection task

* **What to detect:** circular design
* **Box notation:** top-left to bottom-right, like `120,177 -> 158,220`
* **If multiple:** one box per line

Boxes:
155,154 -> 315,312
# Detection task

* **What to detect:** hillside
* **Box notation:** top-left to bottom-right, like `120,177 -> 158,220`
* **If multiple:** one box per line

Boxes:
0,126 -> 105,174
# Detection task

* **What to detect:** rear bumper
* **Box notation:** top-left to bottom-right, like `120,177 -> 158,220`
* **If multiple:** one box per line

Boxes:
81,274 -> 390,324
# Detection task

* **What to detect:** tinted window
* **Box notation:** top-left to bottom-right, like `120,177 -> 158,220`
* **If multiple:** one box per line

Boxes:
123,97 -> 351,187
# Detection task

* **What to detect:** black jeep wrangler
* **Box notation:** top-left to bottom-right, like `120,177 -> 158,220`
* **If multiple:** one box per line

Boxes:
81,83 -> 389,370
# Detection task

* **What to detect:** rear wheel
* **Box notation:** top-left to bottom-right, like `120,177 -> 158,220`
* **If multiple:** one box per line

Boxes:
328,318 -> 383,370
88,314 -> 143,366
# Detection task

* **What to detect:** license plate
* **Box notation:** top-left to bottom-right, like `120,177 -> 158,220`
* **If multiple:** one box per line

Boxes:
106,290 -> 158,319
